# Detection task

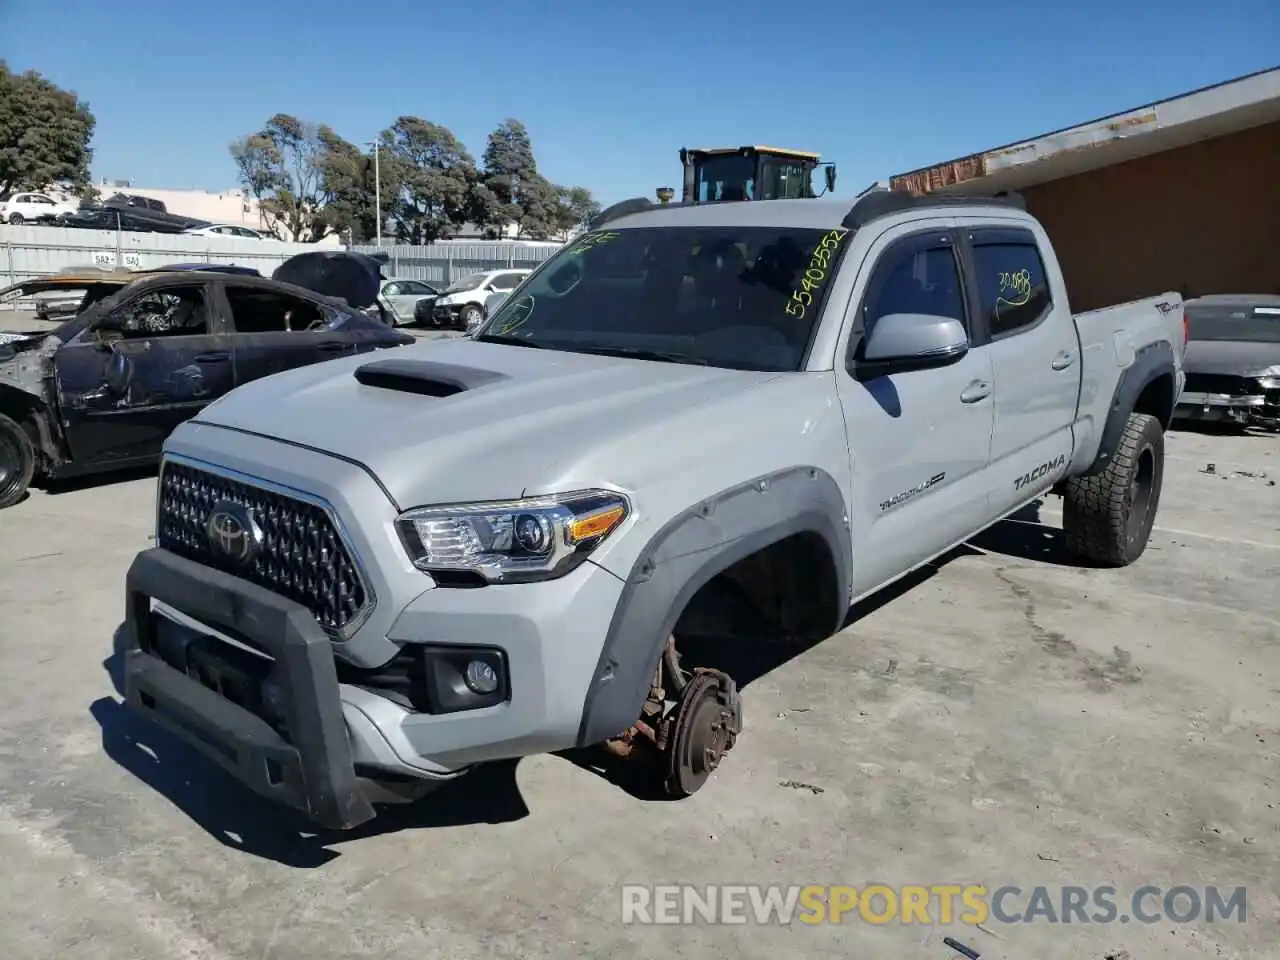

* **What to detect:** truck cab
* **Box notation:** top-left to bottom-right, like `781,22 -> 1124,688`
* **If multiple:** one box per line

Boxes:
680,145 -> 836,203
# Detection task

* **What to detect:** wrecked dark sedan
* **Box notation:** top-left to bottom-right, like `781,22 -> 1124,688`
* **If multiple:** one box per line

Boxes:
1173,294 -> 1280,430
0,251 -> 414,508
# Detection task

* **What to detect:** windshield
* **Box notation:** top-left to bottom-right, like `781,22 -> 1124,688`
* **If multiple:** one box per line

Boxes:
477,224 -> 850,371
695,155 -> 755,202
444,273 -> 487,294
1189,311 -> 1280,344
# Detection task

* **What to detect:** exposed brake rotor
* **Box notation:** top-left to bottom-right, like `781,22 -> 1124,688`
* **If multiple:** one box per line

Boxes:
662,667 -> 743,797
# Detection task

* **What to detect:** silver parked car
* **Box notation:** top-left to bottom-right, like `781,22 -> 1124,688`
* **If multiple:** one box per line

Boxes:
376,278 -> 442,326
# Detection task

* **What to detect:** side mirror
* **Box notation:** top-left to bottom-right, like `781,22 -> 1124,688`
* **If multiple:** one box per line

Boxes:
852,313 -> 968,381
824,165 -> 837,194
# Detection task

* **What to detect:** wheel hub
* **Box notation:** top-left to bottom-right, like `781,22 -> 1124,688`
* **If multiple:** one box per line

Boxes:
663,668 -> 743,797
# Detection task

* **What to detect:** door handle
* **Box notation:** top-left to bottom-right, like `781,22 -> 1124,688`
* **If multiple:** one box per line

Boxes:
193,351 -> 229,363
1051,351 -> 1075,371
960,380 -> 991,404
317,341 -> 347,352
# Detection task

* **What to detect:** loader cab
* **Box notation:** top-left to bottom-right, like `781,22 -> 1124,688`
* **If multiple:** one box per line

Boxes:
680,146 -> 836,204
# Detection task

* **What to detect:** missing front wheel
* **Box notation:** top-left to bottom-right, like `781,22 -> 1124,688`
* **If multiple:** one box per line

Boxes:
602,636 -> 743,797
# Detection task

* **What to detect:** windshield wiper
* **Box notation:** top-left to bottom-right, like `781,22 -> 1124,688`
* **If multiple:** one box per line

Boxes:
570,345 -> 710,365
474,333 -> 545,348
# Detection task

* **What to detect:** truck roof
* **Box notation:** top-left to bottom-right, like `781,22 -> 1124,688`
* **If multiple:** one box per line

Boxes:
593,191 -> 1033,233
685,145 -> 822,160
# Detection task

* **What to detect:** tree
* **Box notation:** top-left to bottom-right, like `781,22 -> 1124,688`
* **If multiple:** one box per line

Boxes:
379,116 -> 475,244
474,118 -> 599,240
0,62 -> 95,197
229,114 -> 363,242
315,130 -> 387,244
561,186 -> 601,234
479,118 -> 539,235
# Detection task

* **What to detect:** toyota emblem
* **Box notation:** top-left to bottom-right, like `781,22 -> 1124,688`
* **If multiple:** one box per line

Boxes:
205,500 -> 263,564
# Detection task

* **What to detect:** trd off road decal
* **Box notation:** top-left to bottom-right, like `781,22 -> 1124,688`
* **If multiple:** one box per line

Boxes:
1014,454 -> 1067,491
879,472 -> 945,512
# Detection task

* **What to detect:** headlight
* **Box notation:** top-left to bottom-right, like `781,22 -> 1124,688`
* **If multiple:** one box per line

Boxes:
395,489 -> 630,584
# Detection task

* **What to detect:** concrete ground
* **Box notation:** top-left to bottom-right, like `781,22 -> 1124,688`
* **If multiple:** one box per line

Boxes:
0,375 -> 1277,956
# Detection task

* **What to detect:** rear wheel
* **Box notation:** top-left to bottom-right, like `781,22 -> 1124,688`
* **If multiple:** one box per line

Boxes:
1062,412 -> 1164,566
0,413 -> 35,509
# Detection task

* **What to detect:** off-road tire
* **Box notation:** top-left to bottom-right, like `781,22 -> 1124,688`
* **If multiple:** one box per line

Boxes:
0,412 -> 35,509
1062,412 -> 1164,566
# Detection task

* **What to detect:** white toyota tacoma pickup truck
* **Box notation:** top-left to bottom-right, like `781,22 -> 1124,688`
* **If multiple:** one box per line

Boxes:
120,190 -> 1187,829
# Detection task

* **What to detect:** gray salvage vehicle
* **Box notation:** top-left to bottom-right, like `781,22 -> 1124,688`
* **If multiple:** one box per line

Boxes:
1173,294 -> 1280,430
119,190 -> 1187,829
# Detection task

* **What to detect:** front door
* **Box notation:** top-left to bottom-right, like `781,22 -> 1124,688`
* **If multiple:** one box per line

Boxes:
834,223 -> 996,596
957,222 -> 1080,517
218,283 -> 355,387
55,283 -> 234,465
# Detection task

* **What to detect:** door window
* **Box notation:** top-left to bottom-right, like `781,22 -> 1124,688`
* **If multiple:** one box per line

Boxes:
490,273 -> 522,291
382,282 -> 402,297
224,286 -> 331,332
969,236 -> 1052,338
861,242 -> 967,334
112,287 -> 211,337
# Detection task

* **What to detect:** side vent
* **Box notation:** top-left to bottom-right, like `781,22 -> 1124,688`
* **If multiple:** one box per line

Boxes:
353,358 -> 508,397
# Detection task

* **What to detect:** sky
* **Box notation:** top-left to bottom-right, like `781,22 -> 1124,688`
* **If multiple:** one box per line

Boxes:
4,0 -> 1278,207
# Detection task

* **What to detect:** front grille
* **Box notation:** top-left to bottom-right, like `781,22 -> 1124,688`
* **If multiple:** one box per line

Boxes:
156,462 -> 371,636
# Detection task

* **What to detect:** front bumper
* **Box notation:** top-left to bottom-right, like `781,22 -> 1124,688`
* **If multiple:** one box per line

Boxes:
122,546 -> 376,829
1174,391 -> 1277,427
432,302 -> 471,326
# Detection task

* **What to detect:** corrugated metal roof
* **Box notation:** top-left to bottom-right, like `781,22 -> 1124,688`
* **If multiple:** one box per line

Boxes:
891,65 -> 1280,195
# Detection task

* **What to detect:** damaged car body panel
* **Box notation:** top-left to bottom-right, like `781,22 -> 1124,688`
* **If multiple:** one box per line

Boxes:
1174,295 -> 1280,429
0,252 -> 413,506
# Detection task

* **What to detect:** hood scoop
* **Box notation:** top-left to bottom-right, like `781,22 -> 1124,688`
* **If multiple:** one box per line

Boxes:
353,358 -> 510,397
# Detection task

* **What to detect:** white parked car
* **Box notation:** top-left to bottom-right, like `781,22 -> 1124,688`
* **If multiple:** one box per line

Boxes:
431,269 -> 530,330
182,224 -> 276,240
0,192 -> 79,224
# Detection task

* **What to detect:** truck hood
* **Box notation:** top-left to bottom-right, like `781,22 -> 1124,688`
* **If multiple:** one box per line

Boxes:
1185,339 -> 1280,377
190,338 -> 784,507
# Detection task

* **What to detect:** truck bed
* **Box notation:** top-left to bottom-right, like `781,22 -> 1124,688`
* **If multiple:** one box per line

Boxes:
1068,292 -> 1185,473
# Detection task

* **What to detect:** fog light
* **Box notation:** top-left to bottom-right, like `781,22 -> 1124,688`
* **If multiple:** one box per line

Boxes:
464,659 -> 499,694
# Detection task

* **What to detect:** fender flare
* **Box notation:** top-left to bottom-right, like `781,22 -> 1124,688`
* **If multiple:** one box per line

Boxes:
1083,340 -> 1175,476
575,466 -> 852,747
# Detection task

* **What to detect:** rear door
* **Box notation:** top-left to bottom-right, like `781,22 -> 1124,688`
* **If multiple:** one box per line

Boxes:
957,223 -> 1080,516
834,220 -> 997,595
55,280 -> 234,464
217,283 -> 355,387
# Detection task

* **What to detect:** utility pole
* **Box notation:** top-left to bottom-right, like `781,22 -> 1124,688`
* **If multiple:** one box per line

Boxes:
366,140 -> 382,247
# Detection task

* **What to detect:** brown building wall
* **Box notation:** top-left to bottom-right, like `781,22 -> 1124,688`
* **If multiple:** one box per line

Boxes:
1020,120 -> 1280,313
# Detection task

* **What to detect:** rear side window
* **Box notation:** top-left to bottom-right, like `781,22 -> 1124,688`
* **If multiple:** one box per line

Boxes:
969,235 -> 1052,337
490,273 -> 523,291
224,286 -> 328,333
